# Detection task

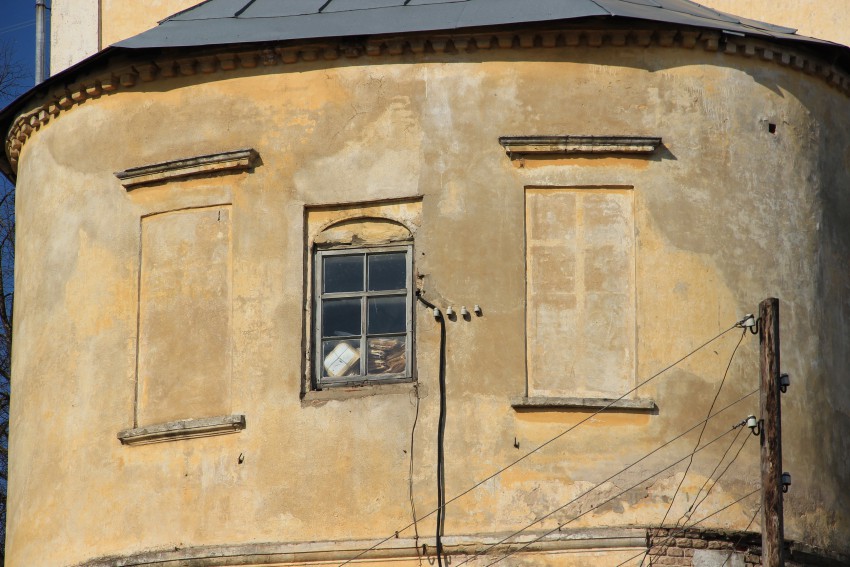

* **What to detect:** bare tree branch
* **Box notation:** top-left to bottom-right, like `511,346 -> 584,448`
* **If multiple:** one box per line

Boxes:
0,41 -> 26,104
0,36 -> 24,565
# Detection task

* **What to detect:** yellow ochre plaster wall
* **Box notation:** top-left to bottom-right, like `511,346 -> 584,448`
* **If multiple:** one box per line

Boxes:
100,0 -> 200,49
5,35 -> 850,567
701,0 -> 850,46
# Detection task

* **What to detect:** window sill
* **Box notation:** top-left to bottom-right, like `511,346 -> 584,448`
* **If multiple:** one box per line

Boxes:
117,414 -> 246,445
511,396 -> 657,413
302,381 -> 419,406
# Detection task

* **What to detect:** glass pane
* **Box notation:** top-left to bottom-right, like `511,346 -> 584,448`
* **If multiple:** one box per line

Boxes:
322,339 -> 361,378
368,252 -> 407,291
367,337 -> 407,375
322,298 -> 362,337
367,296 -> 406,334
324,254 -> 364,293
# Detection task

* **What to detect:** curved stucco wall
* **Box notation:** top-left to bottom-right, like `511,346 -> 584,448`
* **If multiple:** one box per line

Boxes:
7,42 -> 850,566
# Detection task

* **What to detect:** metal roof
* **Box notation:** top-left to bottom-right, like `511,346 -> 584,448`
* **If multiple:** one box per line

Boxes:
115,0 -> 830,50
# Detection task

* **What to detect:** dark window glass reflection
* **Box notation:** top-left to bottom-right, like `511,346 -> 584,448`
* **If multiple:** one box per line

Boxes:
324,255 -> 364,293
323,298 -> 362,337
367,296 -> 406,334
368,253 -> 406,291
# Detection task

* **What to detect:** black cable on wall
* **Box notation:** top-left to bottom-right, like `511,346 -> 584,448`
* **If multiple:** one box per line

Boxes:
415,291 -> 447,567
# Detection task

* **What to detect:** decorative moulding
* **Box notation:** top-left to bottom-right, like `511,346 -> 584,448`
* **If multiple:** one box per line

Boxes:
117,414 -> 246,445
7,28 -> 850,176
511,396 -> 657,412
114,148 -> 259,190
74,527 -> 648,566
498,135 -> 662,157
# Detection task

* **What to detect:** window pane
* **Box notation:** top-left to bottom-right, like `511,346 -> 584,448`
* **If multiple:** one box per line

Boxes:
367,296 -> 406,334
368,253 -> 406,291
322,339 -> 361,377
367,337 -> 406,375
324,254 -> 364,293
323,298 -> 362,337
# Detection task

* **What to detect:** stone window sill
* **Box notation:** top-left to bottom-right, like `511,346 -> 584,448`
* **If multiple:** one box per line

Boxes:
302,381 -> 420,406
118,414 -> 246,445
512,396 -> 657,413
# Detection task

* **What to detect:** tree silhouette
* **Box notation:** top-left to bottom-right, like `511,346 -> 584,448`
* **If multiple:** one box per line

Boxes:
0,37 -> 25,566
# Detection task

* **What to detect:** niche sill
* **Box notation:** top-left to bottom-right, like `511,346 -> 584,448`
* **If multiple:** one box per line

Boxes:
302,382 -> 420,406
512,397 -> 657,413
118,414 -> 246,445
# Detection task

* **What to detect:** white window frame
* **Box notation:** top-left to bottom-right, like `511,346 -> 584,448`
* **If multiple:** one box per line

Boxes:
313,244 -> 414,388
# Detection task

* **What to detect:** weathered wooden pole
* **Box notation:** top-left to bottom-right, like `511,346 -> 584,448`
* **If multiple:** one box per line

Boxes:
759,298 -> 784,567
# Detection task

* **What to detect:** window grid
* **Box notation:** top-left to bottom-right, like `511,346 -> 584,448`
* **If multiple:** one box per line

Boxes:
314,245 -> 413,388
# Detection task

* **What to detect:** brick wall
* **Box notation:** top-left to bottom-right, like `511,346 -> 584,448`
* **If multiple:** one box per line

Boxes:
646,528 -> 761,566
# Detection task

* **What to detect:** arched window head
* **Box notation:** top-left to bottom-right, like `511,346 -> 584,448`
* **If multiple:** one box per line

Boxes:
314,217 -> 412,247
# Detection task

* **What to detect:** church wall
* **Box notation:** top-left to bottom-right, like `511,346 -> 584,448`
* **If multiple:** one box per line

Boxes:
6,42 -> 850,566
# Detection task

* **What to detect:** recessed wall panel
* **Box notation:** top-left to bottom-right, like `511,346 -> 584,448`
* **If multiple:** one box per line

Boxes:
526,188 -> 635,398
137,206 -> 232,425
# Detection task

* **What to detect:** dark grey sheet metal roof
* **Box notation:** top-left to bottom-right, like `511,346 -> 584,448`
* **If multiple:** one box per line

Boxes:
115,0 -> 828,50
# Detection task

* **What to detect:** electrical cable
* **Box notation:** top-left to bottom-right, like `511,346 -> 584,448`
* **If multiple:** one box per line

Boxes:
648,427 -> 752,560
0,20 -> 35,37
450,390 -> 758,567
408,383 -> 423,566
482,424 -> 744,567
688,430 -> 752,521
613,490 -> 761,567
415,293 -> 448,567
719,505 -> 762,567
640,328 -> 747,567
335,319 -> 744,567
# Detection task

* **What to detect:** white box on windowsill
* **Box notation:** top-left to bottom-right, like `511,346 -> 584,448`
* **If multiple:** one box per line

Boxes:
323,342 -> 360,377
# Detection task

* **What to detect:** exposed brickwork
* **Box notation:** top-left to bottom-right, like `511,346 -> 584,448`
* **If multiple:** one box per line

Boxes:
646,528 -> 762,566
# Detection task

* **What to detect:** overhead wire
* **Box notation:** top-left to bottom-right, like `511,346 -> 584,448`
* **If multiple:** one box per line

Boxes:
639,328 -> 748,567
645,426 -> 753,562
335,319 -> 744,567
0,20 -> 35,37
719,505 -> 762,567
408,383 -> 423,566
450,389 -> 758,567
482,422 -> 746,566
688,429 -> 752,521
613,489 -> 761,567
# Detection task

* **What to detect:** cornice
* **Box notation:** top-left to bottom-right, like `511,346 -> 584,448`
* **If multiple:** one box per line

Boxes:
499,135 -> 662,156
117,414 -> 246,445
115,148 -> 259,189
6,27 -> 850,173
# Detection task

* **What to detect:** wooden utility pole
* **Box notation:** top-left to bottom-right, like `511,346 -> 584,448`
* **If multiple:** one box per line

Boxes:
759,298 -> 784,567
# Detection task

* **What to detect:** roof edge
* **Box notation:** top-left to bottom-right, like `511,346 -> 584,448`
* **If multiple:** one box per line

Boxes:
3,18 -> 850,180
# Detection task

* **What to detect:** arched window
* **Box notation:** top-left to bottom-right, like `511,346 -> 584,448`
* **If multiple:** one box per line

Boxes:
313,218 -> 414,388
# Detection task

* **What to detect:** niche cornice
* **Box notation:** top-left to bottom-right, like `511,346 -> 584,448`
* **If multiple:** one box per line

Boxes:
499,135 -> 662,158
117,414 -> 246,445
114,148 -> 259,189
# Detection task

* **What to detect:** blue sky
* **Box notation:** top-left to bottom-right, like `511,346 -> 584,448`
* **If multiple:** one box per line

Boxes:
0,0 -> 48,101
